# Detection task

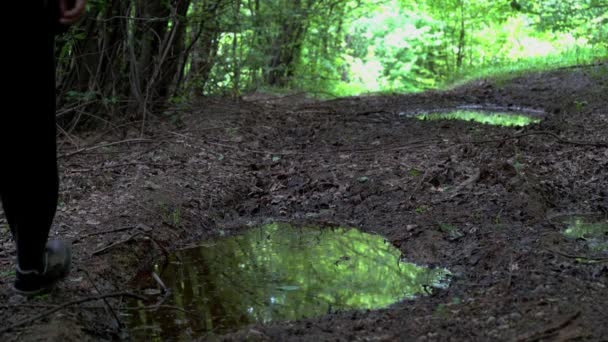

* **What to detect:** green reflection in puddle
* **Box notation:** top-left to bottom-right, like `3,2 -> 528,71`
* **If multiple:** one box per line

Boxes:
417,110 -> 540,127
127,223 -> 451,339
563,217 -> 608,252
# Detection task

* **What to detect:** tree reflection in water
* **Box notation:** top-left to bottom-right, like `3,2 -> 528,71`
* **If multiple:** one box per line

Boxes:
128,223 -> 450,340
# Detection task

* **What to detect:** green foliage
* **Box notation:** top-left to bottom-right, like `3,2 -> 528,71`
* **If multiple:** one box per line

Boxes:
445,46 -> 608,87
286,0 -> 607,96
344,3 -> 444,92
57,0 -> 608,113
516,0 -> 608,44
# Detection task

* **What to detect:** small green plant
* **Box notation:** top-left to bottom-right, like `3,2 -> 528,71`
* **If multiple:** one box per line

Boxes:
168,95 -> 188,105
101,96 -> 121,106
66,90 -> 98,102
415,206 -> 428,214
161,204 -> 182,227
225,127 -> 239,138
513,157 -> 524,175
438,223 -> 464,240
493,210 -> 503,225
1,223 -> 9,236
471,210 -> 482,221
589,64 -> 608,82
438,223 -> 456,233
357,176 -> 370,183
409,169 -> 422,177
574,100 -> 588,112
0,270 -> 16,278
434,303 -> 448,318
35,293 -> 51,300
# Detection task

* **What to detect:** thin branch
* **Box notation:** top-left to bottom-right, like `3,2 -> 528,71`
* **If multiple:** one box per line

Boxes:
68,162 -> 182,173
91,232 -> 141,256
59,138 -> 155,159
73,226 -> 138,243
515,311 -> 581,342
205,137 -> 441,155
79,268 -> 124,328
151,272 -> 169,294
55,101 -> 97,117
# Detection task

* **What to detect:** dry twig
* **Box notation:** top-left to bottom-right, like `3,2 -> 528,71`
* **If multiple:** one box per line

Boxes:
515,311 -> 581,342
59,138 -> 155,159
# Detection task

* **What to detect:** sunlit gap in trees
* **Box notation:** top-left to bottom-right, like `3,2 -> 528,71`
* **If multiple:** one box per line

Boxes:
324,0 -> 606,97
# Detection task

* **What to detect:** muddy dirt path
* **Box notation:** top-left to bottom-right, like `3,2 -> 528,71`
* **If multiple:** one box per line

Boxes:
1,65 -> 607,341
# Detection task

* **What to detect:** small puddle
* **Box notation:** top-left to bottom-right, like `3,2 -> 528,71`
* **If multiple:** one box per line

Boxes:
562,216 -> 608,253
126,223 -> 451,339
416,110 -> 540,127
398,105 -> 544,127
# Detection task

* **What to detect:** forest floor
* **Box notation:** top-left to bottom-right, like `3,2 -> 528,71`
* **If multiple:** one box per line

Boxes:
1,64 -> 608,341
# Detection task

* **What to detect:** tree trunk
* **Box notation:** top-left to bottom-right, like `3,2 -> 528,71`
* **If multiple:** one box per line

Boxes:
156,0 -> 193,100
265,0 -> 309,87
456,0 -> 466,69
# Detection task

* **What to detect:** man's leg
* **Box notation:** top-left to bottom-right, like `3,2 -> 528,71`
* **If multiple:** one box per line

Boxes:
0,3 -> 66,293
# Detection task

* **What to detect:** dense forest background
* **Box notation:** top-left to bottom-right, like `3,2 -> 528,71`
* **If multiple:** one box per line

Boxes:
56,0 -> 608,127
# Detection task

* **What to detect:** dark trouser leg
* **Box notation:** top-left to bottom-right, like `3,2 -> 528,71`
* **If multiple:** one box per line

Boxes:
0,6 -> 59,272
